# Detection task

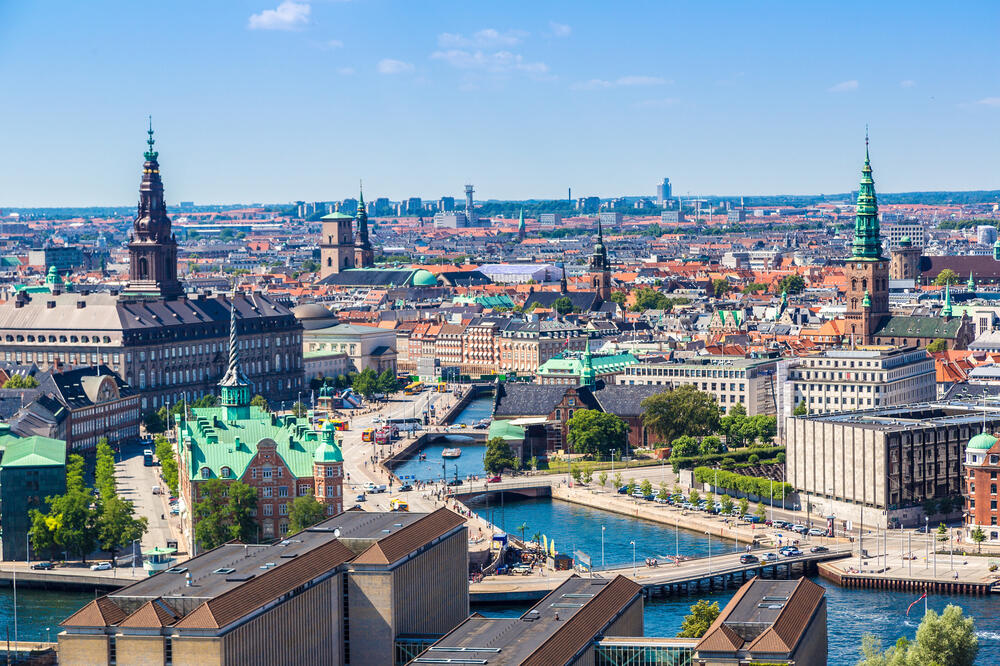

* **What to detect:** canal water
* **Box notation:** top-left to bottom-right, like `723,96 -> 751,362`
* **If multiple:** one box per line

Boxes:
0,586 -> 95,642
392,394 -> 493,483
474,498 -> 1000,666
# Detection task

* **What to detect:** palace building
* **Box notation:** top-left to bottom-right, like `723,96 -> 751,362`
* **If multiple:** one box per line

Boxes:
0,126 -> 304,417
177,299 -> 344,543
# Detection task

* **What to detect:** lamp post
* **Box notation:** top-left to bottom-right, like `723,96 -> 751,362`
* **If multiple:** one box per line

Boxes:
925,516 -> 930,570
630,540 -> 636,577
601,526 -> 606,570
707,530 -> 712,577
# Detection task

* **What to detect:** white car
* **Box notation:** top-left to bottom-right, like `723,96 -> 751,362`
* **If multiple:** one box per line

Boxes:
90,562 -> 112,571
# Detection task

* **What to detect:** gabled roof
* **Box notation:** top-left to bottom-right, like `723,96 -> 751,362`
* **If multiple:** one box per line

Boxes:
353,508 -> 465,565
875,315 -> 965,340
119,598 -> 181,628
745,578 -> 825,655
174,538 -> 355,630
60,596 -> 127,627
493,383 -> 570,418
521,576 -> 642,666
588,384 -> 665,418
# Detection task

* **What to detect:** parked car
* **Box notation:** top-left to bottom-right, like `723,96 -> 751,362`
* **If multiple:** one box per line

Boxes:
739,554 -> 759,564
807,528 -> 826,537
398,483 -> 413,492
643,494 -> 656,502
355,494 -> 366,502
654,496 -> 669,504
30,561 -> 55,570
446,479 -> 463,487
90,562 -> 112,571
791,524 -> 808,534
810,546 -> 830,553
617,486 -> 630,494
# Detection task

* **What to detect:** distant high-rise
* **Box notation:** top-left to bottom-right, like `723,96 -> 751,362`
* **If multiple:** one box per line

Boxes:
406,197 -> 422,215
656,178 -> 672,206
464,184 -> 474,211
438,196 -> 455,212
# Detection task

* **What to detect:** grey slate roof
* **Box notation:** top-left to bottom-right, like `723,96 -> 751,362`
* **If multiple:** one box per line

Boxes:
524,291 -> 601,312
589,384 -> 666,417
493,384 -> 571,417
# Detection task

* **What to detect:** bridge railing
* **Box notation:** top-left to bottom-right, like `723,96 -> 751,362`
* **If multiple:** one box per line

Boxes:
447,478 -> 556,496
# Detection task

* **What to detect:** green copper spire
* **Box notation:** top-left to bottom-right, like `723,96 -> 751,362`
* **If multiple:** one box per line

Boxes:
942,282 -> 953,318
580,341 -> 596,388
851,132 -> 881,260
862,290 -> 871,308
968,272 -> 976,291
518,208 -> 525,230
144,116 -> 158,162
219,289 -> 251,413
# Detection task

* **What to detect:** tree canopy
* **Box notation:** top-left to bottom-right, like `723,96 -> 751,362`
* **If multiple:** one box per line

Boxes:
857,604 -> 978,666
642,386 -> 720,443
3,374 -> 39,389
778,274 -> 806,294
933,269 -> 960,286
352,368 -> 380,400
289,492 -> 328,534
194,479 -> 259,550
566,409 -> 628,457
483,437 -> 518,475
677,600 -> 720,638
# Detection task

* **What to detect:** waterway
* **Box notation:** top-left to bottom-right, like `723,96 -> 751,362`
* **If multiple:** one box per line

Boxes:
473,498 -> 1000,665
392,395 -> 493,483
0,586 -> 95,642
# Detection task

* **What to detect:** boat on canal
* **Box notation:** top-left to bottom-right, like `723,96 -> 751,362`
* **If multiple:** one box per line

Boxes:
442,447 -> 462,458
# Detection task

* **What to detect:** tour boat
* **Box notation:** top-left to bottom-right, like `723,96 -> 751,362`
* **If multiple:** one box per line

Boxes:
441,448 -> 462,458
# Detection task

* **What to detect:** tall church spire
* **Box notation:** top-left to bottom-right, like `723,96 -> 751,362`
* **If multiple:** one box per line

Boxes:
517,208 -> 526,242
219,289 -> 251,413
851,131 -> 882,261
125,119 -> 184,300
353,181 -> 374,268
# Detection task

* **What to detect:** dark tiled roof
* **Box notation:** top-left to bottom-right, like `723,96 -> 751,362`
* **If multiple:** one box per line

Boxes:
524,291 -> 600,312
493,383 -> 570,417
875,315 -> 964,340
50,366 -> 136,410
746,578 -> 825,656
174,539 -> 355,630
589,384 -> 666,417
60,596 -> 127,627
920,255 -> 1000,280
521,576 -> 642,666
353,508 -> 465,565
316,269 -> 417,287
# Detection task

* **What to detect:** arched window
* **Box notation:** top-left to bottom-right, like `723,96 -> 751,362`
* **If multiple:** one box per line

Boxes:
138,257 -> 149,279
851,279 -> 857,290
200,467 -> 211,479
862,278 -> 868,291
220,466 -> 232,479
275,354 -> 282,371
327,257 -> 332,267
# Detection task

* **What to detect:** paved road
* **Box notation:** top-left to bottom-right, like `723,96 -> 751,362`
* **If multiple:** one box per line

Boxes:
115,444 -> 183,556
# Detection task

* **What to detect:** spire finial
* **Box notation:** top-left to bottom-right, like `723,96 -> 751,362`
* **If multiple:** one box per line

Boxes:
865,124 -> 870,162
144,116 -> 158,161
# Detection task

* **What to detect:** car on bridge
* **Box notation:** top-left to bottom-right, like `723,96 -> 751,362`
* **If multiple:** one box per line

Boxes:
739,554 -> 759,564
31,561 -> 55,570
90,562 -> 112,571
810,546 -> 830,553
780,548 -> 803,558
398,483 -> 413,492
487,476 -> 502,483
761,552 -> 779,562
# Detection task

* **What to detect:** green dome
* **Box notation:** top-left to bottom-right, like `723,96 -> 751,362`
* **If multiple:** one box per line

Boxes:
411,269 -> 438,287
968,433 -> 998,450
314,422 -> 344,462
899,236 -> 911,246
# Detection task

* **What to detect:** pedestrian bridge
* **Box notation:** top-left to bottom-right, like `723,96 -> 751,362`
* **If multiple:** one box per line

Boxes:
448,478 -> 555,501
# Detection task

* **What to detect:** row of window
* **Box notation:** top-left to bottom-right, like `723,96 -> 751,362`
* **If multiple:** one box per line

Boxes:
4,333 -> 112,344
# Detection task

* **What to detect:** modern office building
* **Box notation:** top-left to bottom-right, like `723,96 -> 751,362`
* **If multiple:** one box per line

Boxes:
786,401 -> 1000,528
656,178 -> 671,206
881,220 -> 926,249
0,426 -> 66,560
59,508 -> 468,666
27,245 -> 85,273
539,213 -> 562,226
618,356 -> 778,415
599,211 -> 622,228
780,347 -> 935,419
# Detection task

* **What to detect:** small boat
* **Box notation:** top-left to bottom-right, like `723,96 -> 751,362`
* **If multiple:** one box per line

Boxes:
419,452 -> 427,461
442,448 -> 462,459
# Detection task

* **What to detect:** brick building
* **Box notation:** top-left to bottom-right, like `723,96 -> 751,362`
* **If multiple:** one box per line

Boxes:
963,432 -> 1000,545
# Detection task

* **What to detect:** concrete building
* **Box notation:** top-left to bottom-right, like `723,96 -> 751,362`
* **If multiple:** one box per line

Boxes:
539,213 -> 562,226
27,245 -> 84,273
782,347 -> 935,418
295,304 -> 396,377
978,225 -> 998,247
881,220 -> 925,249
59,508 -> 468,666
786,402 -> 1000,528
656,177 -> 672,206
599,211 -> 622,228
410,575 -> 642,666
478,264 -> 558,285
618,356 -> 778,415
498,320 -> 586,375
0,427 -> 65,560
889,236 -> 922,281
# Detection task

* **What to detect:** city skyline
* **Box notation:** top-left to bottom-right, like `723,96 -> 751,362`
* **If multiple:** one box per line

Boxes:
1,1 -> 999,206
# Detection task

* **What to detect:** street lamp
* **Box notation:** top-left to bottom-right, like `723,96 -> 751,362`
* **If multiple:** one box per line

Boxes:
601,526 -> 606,570
925,516 -> 930,570
706,530 -> 712,577
630,540 -> 636,577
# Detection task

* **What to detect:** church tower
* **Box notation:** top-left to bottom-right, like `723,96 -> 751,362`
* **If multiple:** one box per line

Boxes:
517,208 -> 526,243
319,211 -> 356,278
354,184 -> 374,268
588,217 -> 612,300
844,135 -> 890,345
124,120 -> 184,299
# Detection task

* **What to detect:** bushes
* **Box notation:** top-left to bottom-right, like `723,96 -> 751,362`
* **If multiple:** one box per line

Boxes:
694,466 -> 792,500
671,446 -> 785,472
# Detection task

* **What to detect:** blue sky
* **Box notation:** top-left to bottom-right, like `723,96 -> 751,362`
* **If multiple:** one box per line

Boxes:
1,1 -> 998,206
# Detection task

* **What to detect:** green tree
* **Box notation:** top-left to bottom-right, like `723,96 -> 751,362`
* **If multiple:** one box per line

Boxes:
194,479 -> 232,550
657,481 -> 669,500
95,438 -> 116,497
155,436 -> 179,495
699,435 -> 724,455
688,489 -> 700,505
738,497 -> 749,516
793,400 -> 808,416
376,368 -> 399,395
250,394 -> 269,411
926,339 -> 947,353
933,269 -> 960,286
748,453 -> 760,465
642,386 -> 720,443
922,497 -> 938,517
96,495 -> 148,562
677,600 -> 720,638
48,485 -> 98,562
711,278 -> 730,298
289,401 -> 307,417
566,410 -> 628,457
552,296 -> 575,315
352,368 -> 380,400
483,437 -> 518,475
669,435 -> 700,458
289,492 -> 327,534
971,526 -> 986,553
755,502 -> 767,521
720,402 -> 750,446
778,274 -> 806,294
3,374 -> 39,389
28,509 -> 57,559
143,409 -> 166,434
598,472 -> 608,488
609,291 -> 627,306
228,482 -> 258,543
858,604 -> 978,666
613,473 -> 623,489
626,479 -> 636,495
937,522 -> 948,543
640,479 -> 653,496
721,495 -> 734,514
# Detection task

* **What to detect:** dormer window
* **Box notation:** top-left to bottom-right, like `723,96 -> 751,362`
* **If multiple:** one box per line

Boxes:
220,466 -> 232,479
200,467 -> 211,479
